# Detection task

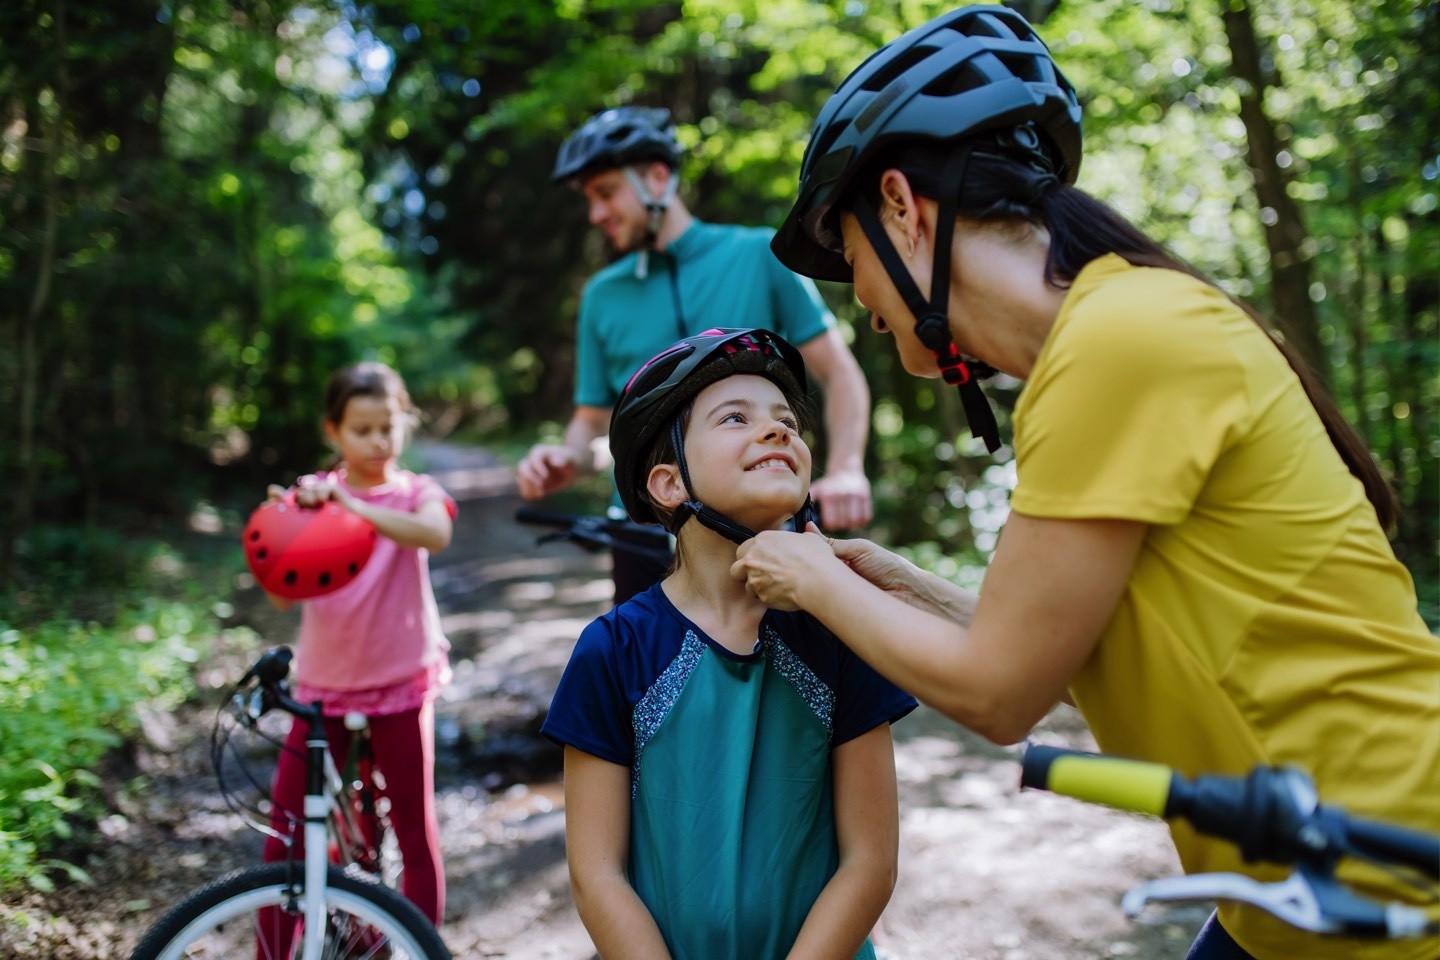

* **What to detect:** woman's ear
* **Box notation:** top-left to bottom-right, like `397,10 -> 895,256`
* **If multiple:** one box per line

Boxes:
646,462 -> 687,512
878,169 -> 923,254
323,421 -> 340,447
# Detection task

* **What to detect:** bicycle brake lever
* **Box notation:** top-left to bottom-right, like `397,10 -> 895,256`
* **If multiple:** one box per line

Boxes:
1123,872 -> 1337,933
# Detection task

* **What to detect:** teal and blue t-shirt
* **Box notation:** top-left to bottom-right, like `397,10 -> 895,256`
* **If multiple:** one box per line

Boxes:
573,220 -> 835,409
542,585 -> 915,960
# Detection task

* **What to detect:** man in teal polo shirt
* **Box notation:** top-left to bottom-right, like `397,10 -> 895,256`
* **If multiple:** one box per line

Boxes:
518,107 -> 873,603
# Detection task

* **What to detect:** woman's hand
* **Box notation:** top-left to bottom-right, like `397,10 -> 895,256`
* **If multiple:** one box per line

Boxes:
731,525 -> 843,611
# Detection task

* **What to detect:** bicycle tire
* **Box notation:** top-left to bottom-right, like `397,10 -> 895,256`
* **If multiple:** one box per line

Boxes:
129,863 -> 450,960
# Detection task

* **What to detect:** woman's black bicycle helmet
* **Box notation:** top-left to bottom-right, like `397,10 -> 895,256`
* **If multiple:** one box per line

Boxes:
773,5 -> 1081,282
771,5 -> 1082,455
610,328 -> 817,544
551,106 -> 683,183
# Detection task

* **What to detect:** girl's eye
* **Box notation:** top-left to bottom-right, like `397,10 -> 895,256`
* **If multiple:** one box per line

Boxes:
721,412 -> 746,424
781,417 -> 799,430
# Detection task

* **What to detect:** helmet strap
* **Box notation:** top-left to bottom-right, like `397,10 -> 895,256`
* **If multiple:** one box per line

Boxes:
851,146 -> 1001,453
665,416 -> 819,546
623,165 -> 680,280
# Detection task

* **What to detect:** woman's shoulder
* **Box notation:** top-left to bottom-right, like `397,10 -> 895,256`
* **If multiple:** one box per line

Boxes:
1053,257 -> 1241,361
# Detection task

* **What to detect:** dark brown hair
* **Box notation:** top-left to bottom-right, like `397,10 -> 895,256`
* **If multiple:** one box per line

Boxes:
322,361 -> 413,427
850,144 -> 1397,530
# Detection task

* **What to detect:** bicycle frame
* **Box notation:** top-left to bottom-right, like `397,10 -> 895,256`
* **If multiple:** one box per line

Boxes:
234,650 -> 396,958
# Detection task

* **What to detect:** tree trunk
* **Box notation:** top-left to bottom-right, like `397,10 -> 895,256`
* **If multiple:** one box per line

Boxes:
1219,0 -> 1326,382
2,0 -> 66,586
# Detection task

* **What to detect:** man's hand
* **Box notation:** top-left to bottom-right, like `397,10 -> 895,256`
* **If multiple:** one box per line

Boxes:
517,444 -> 581,500
810,468 -> 873,531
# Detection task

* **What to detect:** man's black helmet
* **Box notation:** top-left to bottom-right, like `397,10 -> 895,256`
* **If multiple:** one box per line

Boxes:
611,328 -> 809,533
551,106 -> 684,184
772,4 -> 1082,281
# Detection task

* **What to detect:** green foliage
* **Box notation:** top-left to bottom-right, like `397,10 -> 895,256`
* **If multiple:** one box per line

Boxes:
0,606 -> 202,892
1,0 -> 1434,598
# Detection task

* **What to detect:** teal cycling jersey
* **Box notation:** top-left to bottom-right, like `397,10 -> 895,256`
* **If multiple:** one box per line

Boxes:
543,585 -> 915,959
574,220 -> 834,409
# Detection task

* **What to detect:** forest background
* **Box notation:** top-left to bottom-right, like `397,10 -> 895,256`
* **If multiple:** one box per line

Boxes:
0,0 -> 1436,896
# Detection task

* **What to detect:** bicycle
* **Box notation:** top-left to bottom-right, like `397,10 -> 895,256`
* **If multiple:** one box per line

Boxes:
514,506 -> 674,568
129,646 -> 450,960
1019,743 -> 1439,940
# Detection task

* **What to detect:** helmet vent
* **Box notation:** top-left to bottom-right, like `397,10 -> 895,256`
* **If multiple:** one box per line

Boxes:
860,45 -> 936,92
809,119 -> 851,162
996,52 -> 1045,85
920,61 -> 990,98
959,12 -> 1015,40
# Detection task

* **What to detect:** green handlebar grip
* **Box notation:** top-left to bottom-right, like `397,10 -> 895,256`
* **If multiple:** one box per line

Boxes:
1021,745 -> 1176,817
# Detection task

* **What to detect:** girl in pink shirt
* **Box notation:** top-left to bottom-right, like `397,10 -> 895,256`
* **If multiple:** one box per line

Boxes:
257,361 -> 455,948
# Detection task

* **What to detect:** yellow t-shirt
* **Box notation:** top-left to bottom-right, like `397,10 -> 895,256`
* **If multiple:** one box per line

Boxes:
1011,254 -> 1440,960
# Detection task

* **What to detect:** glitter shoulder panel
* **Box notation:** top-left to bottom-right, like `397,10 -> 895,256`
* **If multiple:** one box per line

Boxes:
630,629 -> 706,796
763,625 -> 835,741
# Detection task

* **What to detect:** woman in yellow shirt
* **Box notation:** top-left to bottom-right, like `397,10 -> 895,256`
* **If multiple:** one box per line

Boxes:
733,7 -> 1439,960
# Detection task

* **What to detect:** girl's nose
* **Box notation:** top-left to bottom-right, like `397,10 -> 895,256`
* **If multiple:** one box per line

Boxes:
763,422 -> 792,442
870,311 -> 890,333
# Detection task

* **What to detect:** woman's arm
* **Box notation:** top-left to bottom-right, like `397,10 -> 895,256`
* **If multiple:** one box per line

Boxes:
785,725 -> 900,960
827,532 -> 977,626
733,514 -> 1144,743
563,747 -> 673,960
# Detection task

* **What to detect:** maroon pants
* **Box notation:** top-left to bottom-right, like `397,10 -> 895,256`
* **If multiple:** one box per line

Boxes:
257,702 -> 443,954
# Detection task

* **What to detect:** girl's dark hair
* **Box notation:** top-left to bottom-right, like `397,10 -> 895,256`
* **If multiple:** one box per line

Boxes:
851,143 -> 1397,530
322,361 -> 413,426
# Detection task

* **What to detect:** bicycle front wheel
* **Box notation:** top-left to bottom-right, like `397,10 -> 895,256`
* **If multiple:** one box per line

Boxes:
130,863 -> 450,960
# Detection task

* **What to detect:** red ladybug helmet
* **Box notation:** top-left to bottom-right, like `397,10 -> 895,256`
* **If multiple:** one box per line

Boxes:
242,491 -> 377,600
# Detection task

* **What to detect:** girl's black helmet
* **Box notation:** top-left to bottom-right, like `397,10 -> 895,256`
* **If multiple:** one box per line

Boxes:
772,5 -> 1082,282
552,106 -> 684,183
611,328 -> 808,528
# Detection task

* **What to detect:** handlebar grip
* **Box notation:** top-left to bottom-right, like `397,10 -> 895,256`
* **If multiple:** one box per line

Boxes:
1021,744 -> 1177,818
515,507 -> 580,528
252,645 -> 293,685
1347,816 -> 1440,880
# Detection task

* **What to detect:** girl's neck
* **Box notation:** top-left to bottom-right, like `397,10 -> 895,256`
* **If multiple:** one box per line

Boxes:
662,526 -> 768,655
338,462 -> 395,490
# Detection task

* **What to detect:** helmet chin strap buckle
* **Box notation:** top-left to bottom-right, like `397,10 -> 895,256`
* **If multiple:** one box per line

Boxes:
623,166 -> 679,280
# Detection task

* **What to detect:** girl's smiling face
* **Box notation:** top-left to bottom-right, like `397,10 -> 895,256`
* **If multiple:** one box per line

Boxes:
662,374 -> 812,531
325,394 -> 405,487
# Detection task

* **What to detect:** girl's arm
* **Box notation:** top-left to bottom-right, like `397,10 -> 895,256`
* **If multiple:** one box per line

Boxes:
733,513 -> 1145,744
296,481 -> 453,553
563,747 -> 673,960
785,724 -> 900,960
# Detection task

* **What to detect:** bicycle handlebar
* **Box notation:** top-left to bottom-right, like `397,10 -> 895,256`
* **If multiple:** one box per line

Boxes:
1020,745 -> 1439,878
515,507 -> 672,564
1020,744 -> 1439,938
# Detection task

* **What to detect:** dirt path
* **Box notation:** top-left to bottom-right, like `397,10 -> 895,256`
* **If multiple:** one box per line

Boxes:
1,442 -> 1205,959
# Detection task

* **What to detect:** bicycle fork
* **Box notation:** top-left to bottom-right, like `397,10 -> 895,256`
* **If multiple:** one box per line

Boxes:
302,724 -> 330,960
